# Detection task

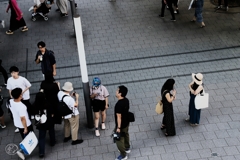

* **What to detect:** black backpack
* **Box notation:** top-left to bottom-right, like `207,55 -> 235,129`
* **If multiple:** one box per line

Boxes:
57,95 -> 73,116
128,112 -> 135,122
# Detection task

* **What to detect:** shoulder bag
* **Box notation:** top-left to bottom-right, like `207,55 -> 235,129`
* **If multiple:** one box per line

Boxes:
194,88 -> 209,110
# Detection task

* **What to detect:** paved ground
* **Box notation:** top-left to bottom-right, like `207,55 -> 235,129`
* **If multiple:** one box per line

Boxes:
0,0 -> 240,159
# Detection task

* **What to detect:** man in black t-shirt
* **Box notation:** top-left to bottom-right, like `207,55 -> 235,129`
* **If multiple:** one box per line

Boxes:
114,85 -> 130,160
35,41 -> 56,76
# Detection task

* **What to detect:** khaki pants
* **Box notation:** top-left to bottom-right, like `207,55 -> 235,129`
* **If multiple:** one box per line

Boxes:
116,126 -> 130,157
64,115 -> 79,141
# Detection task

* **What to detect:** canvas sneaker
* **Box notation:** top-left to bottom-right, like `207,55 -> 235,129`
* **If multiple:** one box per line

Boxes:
101,123 -> 106,130
115,155 -> 127,160
95,129 -> 100,137
0,124 -> 6,128
16,151 -> 25,160
15,128 -> 19,133
1,20 -> 5,28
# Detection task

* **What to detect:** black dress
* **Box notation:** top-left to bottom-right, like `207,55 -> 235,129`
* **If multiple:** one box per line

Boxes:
9,0 -> 27,31
40,81 -> 61,124
162,91 -> 176,136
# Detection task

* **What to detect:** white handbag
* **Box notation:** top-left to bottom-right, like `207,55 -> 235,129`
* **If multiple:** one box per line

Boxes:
19,131 -> 38,155
194,89 -> 209,110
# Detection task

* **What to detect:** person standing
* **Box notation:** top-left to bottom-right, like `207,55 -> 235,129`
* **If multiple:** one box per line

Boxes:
40,73 -> 61,124
159,0 -> 176,21
33,91 -> 56,158
0,59 -> 8,85
9,88 -> 33,138
5,0 -> 28,34
55,0 -> 68,17
7,66 -> 32,133
35,41 -> 56,77
0,88 -> 6,128
190,0 -> 205,28
90,77 -> 109,137
57,82 -> 83,145
186,73 -> 204,126
114,85 -> 131,160
160,79 -> 176,136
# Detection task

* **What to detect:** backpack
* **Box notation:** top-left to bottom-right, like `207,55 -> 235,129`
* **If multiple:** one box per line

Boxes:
57,95 -> 73,116
128,112 -> 135,122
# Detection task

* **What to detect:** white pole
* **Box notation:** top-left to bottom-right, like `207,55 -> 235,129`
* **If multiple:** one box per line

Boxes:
73,16 -> 88,83
73,16 -> 93,128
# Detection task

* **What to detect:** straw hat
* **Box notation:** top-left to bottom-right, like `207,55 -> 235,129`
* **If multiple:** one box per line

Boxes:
62,82 -> 73,92
192,73 -> 203,85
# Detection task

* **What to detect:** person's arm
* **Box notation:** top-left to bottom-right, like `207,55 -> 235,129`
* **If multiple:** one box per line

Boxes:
35,52 -> 41,64
74,93 -> 79,107
192,86 -> 203,95
8,90 -> 12,98
6,4 -> 10,13
20,116 -> 28,134
22,87 -> 30,95
116,113 -> 121,133
105,97 -> 109,109
165,92 -> 176,103
23,78 -> 31,94
52,64 -> 56,76
189,81 -> 194,94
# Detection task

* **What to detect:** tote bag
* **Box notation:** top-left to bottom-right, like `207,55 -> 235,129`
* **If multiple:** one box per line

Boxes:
194,89 -> 209,110
19,131 -> 38,155
155,101 -> 163,114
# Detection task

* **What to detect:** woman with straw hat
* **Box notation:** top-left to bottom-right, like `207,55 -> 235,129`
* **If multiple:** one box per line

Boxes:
186,73 -> 204,126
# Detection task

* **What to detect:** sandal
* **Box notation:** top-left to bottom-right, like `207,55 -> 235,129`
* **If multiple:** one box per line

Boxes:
165,133 -> 168,137
21,27 -> 28,32
190,19 -> 196,22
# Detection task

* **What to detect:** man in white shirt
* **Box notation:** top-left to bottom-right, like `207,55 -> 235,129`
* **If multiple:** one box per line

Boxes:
57,82 -> 83,145
7,66 -> 32,133
9,88 -> 33,139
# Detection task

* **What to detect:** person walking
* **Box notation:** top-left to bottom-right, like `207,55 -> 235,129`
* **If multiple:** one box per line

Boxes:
114,85 -> 131,160
90,77 -> 109,137
55,0 -> 68,17
0,20 -> 5,28
33,91 -> 56,158
57,82 -> 83,145
216,0 -> 229,11
0,88 -> 6,128
9,88 -> 33,138
173,0 -> 179,14
7,66 -> 32,133
185,73 -> 204,126
35,41 -> 56,77
159,0 -> 176,21
5,0 -> 28,34
0,59 -> 8,85
190,0 -> 205,28
160,79 -> 176,136
40,73 -> 61,124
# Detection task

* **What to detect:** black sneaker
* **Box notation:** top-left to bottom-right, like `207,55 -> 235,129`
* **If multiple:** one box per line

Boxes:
171,18 -> 176,21
50,140 -> 56,146
159,15 -> 164,18
71,139 -> 83,145
63,136 -> 71,142
56,9 -> 60,12
39,154 -> 44,158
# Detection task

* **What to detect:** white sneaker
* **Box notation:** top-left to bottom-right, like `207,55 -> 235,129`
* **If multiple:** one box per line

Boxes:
101,123 -> 106,130
16,151 -> 25,160
15,128 -> 19,133
226,6 -> 229,11
31,115 -> 35,120
125,149 -> 131,154
0,124 -> 6,128
95,130 -> 100,137
174,10 -> 177,14
1,20 -> 5,28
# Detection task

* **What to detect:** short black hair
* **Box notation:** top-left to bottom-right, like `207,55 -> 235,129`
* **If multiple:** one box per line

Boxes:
9,66 -> 19,73
11,88 -> 22,99
118,85 -> 128,97
37,41 -> 46,48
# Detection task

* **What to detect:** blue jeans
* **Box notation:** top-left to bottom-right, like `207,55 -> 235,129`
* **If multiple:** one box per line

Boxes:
38,127 -> 55,155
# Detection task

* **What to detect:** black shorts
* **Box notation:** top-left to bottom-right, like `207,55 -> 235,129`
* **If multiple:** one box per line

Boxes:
92,99 -> 106,112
